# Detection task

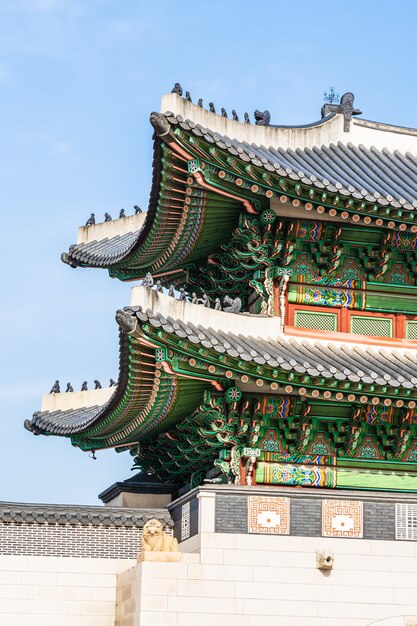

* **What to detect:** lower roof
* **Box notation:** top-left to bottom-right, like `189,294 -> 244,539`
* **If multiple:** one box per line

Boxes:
26,297 -> 417,450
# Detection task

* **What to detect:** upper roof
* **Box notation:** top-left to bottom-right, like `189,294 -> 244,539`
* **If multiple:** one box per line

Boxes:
61,91 -> 417,281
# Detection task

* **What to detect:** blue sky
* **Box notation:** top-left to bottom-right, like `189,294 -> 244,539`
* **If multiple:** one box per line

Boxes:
1,0 -> 417,504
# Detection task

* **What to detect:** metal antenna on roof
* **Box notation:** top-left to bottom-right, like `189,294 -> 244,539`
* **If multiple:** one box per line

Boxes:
323,87 -> 340,104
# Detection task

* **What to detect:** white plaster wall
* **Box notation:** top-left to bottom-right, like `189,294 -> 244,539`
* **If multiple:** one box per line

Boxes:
41,387 -> 114,412
161,93 -> 417,153
77,213 -> 146,244
0,554 -> 135,626
130,286 -> 279,338
115,532 -> 417,626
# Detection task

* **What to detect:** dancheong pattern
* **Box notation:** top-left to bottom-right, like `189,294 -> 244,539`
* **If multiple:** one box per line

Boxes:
322,500 -> 363,538
248,496 -> 290,535
256,462 -> 336,488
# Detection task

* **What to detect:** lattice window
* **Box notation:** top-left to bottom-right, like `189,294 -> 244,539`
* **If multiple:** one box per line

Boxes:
396,503 -> 417,540
406,321 -> 417,341
181,502 -> 190,542
350,316 -> 392,338
294,310 -> 337,332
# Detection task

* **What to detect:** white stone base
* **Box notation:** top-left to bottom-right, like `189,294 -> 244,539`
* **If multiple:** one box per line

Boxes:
115,532 -> 417,626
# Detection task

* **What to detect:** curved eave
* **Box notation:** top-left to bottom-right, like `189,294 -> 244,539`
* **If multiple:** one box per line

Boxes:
25,310 -> 211,450
62,127 -> 246,281
26,299 -> 417,453
62,137 -> 164,272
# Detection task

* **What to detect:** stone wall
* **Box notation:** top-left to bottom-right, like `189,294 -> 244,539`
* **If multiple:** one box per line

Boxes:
115,531 -> 417,626
0,554 -> 135,626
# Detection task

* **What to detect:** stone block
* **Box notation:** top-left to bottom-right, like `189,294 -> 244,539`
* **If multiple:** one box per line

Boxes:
243,597 -> 319,617
187,563 -> 253,582
177,578 -> 235,598
141,576 -> 178,596
139,611 -> 177,626
178,613 -> 247,626
137,551 -> 182,563
168,595 -> 244,614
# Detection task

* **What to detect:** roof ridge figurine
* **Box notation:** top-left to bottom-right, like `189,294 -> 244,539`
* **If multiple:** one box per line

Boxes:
119,209 -> 126,218
65,383 -> 73,393
134,205 -> 142,214
104,212 -> 112,222
223,295 -> 242,313
50,380 -> 60,394
85,213 -> 95,226
94,380 -> 102,389
141,272 -> 154,288
171,83 -> 183,96
81,381 -> 88,391
321,91 -> 362,131
254,109 -> 271,126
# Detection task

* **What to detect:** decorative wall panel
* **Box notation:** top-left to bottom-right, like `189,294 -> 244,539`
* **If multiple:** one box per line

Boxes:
248,496 -> 289,535
322,499 -> 363,538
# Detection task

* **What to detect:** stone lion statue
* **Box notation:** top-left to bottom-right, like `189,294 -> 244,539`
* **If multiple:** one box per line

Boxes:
141,519 -> 178,552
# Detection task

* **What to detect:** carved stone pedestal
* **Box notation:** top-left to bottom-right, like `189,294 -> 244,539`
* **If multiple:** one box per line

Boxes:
137,550 -> 183,563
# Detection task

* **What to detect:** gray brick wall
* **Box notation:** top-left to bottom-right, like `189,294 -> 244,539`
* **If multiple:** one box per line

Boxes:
215,495 -> 248,534
364,501 -> 395,541
213,493 -> 401,540
290,498 -> 322,536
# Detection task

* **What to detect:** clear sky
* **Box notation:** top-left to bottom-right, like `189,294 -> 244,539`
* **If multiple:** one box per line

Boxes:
1,0 -> 417,504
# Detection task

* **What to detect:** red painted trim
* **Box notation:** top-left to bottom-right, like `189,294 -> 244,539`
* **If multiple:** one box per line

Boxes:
285,325 -> 417,348
287,303 -> 417,341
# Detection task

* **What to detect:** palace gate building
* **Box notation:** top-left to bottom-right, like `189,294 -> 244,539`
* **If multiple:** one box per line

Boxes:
5,88 -> 417,625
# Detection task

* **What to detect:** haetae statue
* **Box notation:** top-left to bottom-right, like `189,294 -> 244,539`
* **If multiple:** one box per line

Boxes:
81,381 -> 88,391
209,102 -> 216,113
221,107 -> 228,118
154,279 -> 163,293
141,519 -> 178,552
94,380 -> 102,389
244,112 -> 250,124
134,205 -> 142,214
109,378 -> 117,387
232,110 -> 239,121
119,208 -> 126,218
168,285 -> 175,297
85,213 -> 95,226
178,288 -> 187,301
185,91 -> 192,102
197,98 -> 203,107
104,212 -> 112,222
65,383 -> 73,393
191,292 -> 198,304
214,297 -> 222,311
